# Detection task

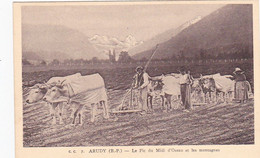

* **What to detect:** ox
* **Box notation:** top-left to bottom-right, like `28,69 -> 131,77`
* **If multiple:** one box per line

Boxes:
194,73 -> 236,103
190,78 -> 204,103
43,73 -> 109,125
195,75 -> 217,102
25,83 -> 48,104
148,74 -> 181,112
25,73 -> 82,124
25,73 -> 82,103
211,74 -> 235,103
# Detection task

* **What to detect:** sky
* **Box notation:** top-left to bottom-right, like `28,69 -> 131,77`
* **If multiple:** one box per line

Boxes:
22,4 -> 225,41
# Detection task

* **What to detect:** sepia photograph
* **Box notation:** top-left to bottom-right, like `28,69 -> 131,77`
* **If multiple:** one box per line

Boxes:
15,1 -> 257,150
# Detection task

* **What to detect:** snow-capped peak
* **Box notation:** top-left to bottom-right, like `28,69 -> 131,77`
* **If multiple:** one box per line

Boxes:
181,16 -> 202,31
125,35 -> 138,46
88,34 -> 143,54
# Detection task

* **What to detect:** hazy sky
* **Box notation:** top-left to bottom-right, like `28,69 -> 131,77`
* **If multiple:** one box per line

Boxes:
22,4 -> 225,41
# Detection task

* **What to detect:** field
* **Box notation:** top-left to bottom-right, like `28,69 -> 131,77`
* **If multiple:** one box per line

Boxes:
22,61 -> 254,146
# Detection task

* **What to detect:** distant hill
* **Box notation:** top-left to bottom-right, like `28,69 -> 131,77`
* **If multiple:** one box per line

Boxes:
22,51 -> 42,60
129,16 -> 202,56
133,4 -> 253,60
22,24 -> 101,61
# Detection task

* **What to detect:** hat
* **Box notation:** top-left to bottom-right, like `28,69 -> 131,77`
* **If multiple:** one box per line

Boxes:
233,67 -> 244,74
136,66 -> 144,72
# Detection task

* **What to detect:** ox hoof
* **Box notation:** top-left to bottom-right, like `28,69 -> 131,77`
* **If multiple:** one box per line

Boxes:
113,117 -> 119,122
72,122 -> 77,125
139,111 -> 147,115
183,109 -> 190,113
71,123 -> 77,127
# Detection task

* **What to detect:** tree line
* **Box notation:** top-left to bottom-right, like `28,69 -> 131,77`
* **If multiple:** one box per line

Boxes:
23,49 -> 253,66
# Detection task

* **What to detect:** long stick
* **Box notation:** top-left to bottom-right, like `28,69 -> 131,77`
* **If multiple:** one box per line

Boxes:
130,88 -> 133,109
119,88 -> 132,109
144,44 -> 159,72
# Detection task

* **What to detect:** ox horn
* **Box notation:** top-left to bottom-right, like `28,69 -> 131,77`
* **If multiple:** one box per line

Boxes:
41,82 -> 50,89
56,80 -> 66,88
48,82 -> 57,88
60,79 -> 66,86
43,82 -> 48,87
43,81 -> 51,87
32,83 -> 41,88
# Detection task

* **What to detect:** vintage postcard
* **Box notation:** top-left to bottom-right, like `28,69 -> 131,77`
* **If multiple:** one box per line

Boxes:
14,1 -> 260,158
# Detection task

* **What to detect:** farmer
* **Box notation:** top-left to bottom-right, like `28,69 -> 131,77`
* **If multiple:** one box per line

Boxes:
179,67 -> 192,111
233,67 -> 250,103
133,66 -> 150,114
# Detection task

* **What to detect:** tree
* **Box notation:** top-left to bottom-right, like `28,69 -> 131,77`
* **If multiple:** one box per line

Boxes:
40,60 -> 47,66
118,51 -> 133,63
108,50 -> 116,63
50,59 -> 60,65
91,57 -> 100,63
171,54 -> 177,60
63,59 -> 71,65
194,54 -> 200,60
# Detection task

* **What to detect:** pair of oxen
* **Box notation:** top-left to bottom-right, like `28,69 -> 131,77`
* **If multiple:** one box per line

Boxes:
25,73 -> 109,125
145,73 -> 237,111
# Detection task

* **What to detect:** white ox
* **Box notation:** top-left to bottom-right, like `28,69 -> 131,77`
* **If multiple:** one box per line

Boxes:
148,73 -> 181,111
25,73 -> 82,124
43,73 -> 109,125
25,73 -> 81,104
212,73 -> 235,102
199,73 -> 235,103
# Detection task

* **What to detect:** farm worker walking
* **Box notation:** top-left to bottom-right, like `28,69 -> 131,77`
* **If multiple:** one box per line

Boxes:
233,67 -> 251,103
179,67 -> 192,111
133,66 -> 149,114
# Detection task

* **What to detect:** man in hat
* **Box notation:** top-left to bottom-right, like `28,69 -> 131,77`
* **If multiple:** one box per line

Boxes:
233,67 -> 251,103
132,66 -> 150,114
179,67 -> 192,111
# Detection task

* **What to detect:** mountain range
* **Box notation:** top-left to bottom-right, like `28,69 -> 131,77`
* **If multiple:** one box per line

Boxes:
22,24 -> 101,61
22,24 -> 143,61
128,16 -> 202,56
133,4 -> 253,60
22,4 -> 253,62
88,35 -> 143,55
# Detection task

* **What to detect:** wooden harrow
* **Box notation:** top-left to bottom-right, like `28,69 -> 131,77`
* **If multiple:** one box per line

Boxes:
110,88 -> 142,115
